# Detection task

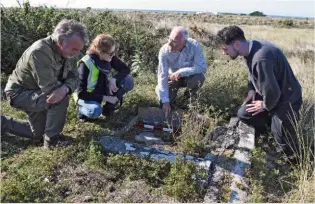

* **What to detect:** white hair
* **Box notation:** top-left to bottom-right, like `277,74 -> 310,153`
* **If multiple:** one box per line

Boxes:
170,26 -> 189,40
51,19 -> 88,44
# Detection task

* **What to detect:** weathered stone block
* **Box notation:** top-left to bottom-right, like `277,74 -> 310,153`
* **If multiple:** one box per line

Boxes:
229,150 -> 251,203
135,131 -> 165,145
137,107 -> 182,129
203,166 -> 225,203
238,121 -> 255,135
98,136 -> 211,168
238,133 -> 255,150
228,117 -> 239,128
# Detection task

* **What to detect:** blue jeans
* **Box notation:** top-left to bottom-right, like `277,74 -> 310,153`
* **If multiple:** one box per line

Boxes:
77,100 -> 102,119
78,75 -> 134,119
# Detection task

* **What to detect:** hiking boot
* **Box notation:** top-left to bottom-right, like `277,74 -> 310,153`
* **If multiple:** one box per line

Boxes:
1,115 -> 8,135
43,134 -> 73,149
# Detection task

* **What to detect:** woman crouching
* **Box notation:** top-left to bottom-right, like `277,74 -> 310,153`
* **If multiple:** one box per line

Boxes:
77,34 -> 134,121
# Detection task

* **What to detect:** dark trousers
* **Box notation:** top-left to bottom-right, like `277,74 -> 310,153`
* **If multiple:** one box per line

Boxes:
237,93 -> 302,153
159,73 -> 205,107
103,75 -> 134,115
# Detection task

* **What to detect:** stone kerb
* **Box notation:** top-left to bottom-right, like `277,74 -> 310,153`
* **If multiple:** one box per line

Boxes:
98,116 -> 256,203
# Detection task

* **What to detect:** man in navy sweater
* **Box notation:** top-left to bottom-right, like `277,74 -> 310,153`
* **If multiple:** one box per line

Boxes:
216,26 -> 302,156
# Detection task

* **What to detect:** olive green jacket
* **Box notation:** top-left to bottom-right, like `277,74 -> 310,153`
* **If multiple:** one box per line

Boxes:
5,36 -> 79,95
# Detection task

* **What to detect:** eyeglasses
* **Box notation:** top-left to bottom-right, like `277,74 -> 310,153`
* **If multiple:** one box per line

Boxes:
106,51 -> 115,56
102,50 -> 115,57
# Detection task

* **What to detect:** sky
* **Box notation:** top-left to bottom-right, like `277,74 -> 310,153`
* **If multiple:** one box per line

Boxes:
2,0 -> 315,18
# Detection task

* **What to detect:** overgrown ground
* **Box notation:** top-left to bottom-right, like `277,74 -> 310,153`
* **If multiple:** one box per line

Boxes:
1,5 -> 314,203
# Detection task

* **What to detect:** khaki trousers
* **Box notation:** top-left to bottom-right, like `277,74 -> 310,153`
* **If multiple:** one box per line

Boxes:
2,89 -> 69,140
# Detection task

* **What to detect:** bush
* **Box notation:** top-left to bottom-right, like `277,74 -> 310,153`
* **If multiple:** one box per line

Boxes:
281,19 -> 294,28
1,3 -> 162,74
249,11 -> 266,17
106,154 -> 171,187
0,147 -> 76,202
163,157 -> 201,202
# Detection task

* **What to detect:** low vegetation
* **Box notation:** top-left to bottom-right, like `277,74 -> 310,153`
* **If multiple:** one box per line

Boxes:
1,3 -> 314,203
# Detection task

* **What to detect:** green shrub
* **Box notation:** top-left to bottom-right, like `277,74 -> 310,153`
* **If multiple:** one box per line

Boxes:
249,11 -> 266,17
1,3 -> 162,74
1,3 -> 82,74
163,157 -> 201,202
0,147 -> 74,202
106,154 -> 171,187
85,140 -> 106,170
281,19 -> 294,28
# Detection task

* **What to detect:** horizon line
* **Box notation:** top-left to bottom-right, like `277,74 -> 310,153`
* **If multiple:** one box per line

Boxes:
3,5 -> 314,19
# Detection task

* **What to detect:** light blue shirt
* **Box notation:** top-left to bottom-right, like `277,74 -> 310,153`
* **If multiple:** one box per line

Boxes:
156,38 -> 207,103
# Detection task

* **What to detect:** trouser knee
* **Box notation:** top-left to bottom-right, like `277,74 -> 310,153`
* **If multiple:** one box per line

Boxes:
237,105 -> 249,121
121,75 -> 134,92
114,75 -> 134,100
78,100 -> 102,119
186,74 -> 206,89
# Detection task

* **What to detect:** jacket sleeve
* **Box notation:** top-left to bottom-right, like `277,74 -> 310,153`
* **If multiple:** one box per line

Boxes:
176,42 -> 207,77
248,72 -> 255,91
254,60 -> 281,111
77,62 -> 103,102
29,50 -> 62,94
156,48 -> 170,103
110,56 -> 131,83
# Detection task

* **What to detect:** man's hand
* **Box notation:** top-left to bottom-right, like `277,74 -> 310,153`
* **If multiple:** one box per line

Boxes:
170,71 -> 181,81
46,85 -> 68,104
162,102 -> 171,117
103,95 -> 119,104
109,78 -> 118,95
242,90 -> 256,106
246,100 -> 264,116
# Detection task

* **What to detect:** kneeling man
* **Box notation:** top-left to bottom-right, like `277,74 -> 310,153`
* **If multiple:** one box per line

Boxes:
156,26 -> 208,117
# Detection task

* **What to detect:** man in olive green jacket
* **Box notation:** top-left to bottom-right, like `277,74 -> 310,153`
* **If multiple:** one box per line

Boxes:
2,19 -> 88,149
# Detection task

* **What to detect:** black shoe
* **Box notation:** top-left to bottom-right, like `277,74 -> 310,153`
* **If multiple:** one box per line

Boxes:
1,115 -> 8,135
43,134 -> 73,149
102,105 -> 115,118
77,112 -> 88,122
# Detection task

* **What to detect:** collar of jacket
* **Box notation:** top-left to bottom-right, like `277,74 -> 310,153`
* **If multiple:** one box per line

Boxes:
46,35 -> 65,64
245,40 -> 257,60
89,53 -> 110,74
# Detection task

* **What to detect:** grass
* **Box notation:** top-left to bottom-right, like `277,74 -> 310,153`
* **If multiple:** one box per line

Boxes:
116,11 -> 315,29
220,173 -> 233,202
1,9 -> 315,203
248,104 -> 315,203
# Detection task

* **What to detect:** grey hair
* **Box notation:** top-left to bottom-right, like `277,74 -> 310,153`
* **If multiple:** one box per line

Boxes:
182,29 -> 189,40
170,26 -> 189,40
51,19 -> 88,44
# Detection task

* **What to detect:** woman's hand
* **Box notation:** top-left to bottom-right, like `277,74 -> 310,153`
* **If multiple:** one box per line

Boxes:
109,78 -> 118,95
103,95 -> 119,104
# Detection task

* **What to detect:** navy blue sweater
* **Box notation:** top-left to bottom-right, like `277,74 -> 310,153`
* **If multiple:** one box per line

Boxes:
245,40 -> 302,111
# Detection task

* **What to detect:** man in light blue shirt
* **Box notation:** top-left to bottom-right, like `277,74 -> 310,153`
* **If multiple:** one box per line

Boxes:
155,26 -> 207,116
